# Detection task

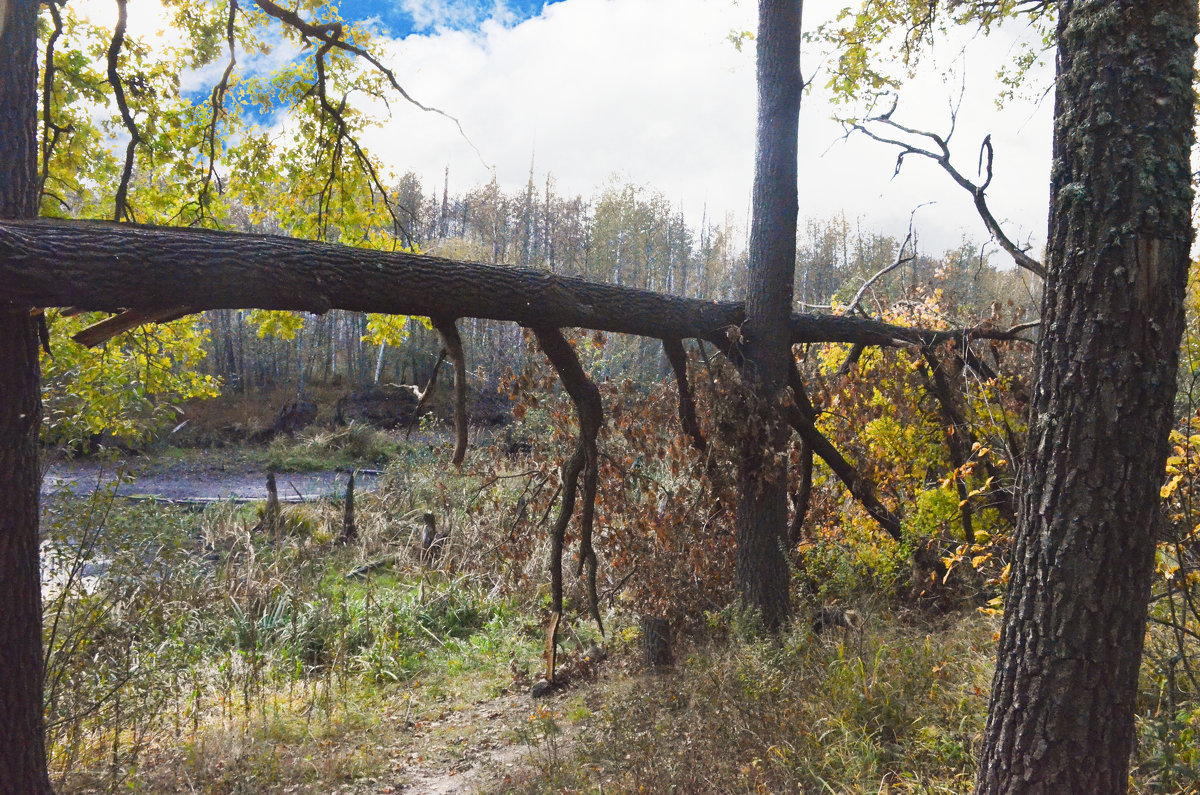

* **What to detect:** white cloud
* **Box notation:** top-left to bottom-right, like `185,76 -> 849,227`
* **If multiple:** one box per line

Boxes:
366,0 -> 759,222
178,36 -> 304,97
400,0 -> 518,32
359,0 -> 1053,258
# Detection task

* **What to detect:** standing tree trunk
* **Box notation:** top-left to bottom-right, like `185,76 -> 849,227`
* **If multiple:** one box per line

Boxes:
976,2 -> 1198,791
0,1 -> 53,792
737,0 -> 803,631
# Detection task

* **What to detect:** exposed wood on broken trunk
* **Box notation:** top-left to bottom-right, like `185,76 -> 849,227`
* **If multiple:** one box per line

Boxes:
405,349 -> 447,438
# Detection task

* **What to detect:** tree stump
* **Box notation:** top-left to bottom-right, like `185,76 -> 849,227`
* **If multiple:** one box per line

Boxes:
419,512 -> 443,564
262,471 -> 281,538
640,616 -> 672,669
340,471 -> 357,544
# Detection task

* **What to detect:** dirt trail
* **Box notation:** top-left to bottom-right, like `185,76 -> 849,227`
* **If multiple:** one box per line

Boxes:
341,688 -> 564,795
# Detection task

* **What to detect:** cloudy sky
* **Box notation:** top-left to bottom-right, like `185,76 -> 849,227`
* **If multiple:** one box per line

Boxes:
327,0 -> 1056,257
103,0 -> 1056,258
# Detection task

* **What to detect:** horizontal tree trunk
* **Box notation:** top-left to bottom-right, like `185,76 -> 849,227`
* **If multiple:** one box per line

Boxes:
0,219 -> 1019,348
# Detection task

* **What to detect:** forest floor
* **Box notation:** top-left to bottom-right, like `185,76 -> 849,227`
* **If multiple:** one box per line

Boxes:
36,402 -> 1199,793
338,684 -> 590,794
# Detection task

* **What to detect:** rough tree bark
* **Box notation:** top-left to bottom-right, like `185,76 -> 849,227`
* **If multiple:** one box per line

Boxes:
0,220 -> 1020,351
976,2 -> 1198,791
0,1 -> 53,792
736,0 -> 803,632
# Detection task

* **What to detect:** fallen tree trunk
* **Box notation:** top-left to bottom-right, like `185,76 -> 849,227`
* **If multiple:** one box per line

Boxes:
0,219 -> 1026,348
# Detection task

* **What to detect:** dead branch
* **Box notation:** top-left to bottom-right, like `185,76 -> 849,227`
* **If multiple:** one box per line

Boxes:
842,225 -> 917,317
851,111 -> 1045,279
789,436 -> 814,544
663,337 -> 706,452
836,342 -> 866,376
72,308 -> 194,348
785,364 -> 903,541
431,316 -> 468,466
918,348 -> 976,543
532,325 -> 604,680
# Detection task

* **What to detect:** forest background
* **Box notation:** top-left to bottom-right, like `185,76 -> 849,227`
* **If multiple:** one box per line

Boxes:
9,0 -> 1200,792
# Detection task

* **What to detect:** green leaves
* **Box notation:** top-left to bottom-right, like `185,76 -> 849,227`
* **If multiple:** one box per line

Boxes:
363,313 -> 431,348
812,0 -> 1055,106
41,311 -> 219,447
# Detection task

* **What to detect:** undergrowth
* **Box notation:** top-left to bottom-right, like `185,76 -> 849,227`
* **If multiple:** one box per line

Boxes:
506,612 -> 995,793
264,421 -> 399,471
40,441 -> 544,793
38,393 -> 1200,793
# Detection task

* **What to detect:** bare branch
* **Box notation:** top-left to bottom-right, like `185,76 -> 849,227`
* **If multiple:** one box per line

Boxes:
918,349 -> 976,544
788,436 -> 813,544
532,326 -> 604,674
106,0 -> 140,222
73,308 -> 193,348
431,316 -> 468,466
851,113 -> 1045,279
785,365 -> 903,541
842,222 -> 917,317
662,337 -> 706,452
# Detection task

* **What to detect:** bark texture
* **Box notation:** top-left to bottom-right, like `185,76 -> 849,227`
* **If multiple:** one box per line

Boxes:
976,2 -> 1197,791
0,0 -> 52,792
0,219 -> 1023,350
737,0 -> 803,631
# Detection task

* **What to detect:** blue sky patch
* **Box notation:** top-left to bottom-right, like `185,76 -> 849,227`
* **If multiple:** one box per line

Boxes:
334,0 -> 563,37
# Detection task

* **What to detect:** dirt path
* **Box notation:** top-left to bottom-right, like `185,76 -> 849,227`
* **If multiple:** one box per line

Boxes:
382,692 -> 535,794
343,685 -> 589,795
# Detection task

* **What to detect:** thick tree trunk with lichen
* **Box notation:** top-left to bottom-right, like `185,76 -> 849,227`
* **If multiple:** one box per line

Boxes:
0,1 -> 53,792
736,0 -> 802,632
975,2 -> 1197,791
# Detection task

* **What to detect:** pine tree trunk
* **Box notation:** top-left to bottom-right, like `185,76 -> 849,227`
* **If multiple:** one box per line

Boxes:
737,0 -> 802,631
0,1 -> 53,791
976,2 -> 1198,791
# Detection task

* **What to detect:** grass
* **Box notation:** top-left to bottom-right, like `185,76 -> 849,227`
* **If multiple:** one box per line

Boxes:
263,422 -> 400,471
40,428 -> 1200,793
501,610 -> 995,793
41,442 -> 545,793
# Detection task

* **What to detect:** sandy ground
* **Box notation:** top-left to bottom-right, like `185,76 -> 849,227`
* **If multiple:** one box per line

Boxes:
42,457 -> 376,502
